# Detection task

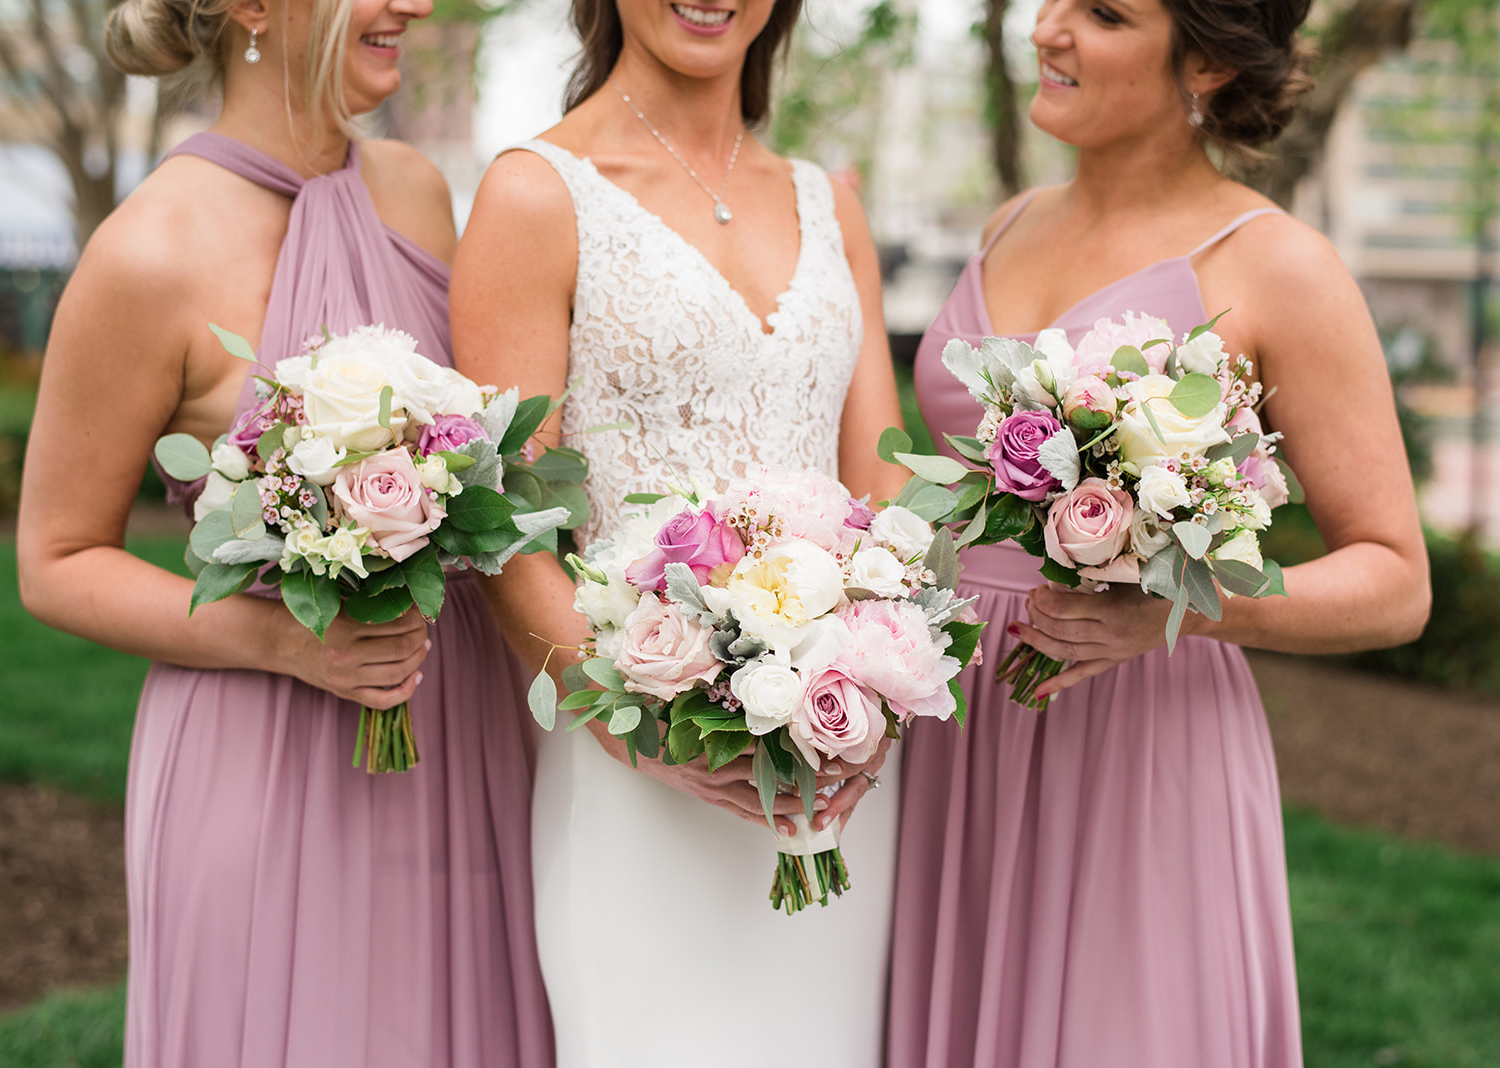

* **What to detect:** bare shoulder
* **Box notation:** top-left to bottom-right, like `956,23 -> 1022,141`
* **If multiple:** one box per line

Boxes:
823,167 -> 874,243
473,144 -> 577,227
359,138 -> 456,263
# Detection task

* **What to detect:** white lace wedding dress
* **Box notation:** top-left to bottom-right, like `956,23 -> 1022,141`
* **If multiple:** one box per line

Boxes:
511,139 -> 900,1068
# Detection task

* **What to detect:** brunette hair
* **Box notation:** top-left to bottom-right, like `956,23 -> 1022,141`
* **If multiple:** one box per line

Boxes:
563,0 -> 803,125
1162,0 -> 1316,153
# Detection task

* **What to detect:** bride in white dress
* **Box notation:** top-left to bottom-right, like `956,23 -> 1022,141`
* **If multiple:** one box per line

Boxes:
452,1 -> 910,1064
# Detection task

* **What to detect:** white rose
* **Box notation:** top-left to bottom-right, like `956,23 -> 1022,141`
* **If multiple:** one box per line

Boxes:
1115,374 -> 1230,471
1204,458 -> 1238,487
869,505 -> 934,562
730,656 -> 805,735
300,353 -> 407,453
193,471 -> 236,521
1212,529 -> 1264,571
849,546 -> 908,597
1130,508 -> 1173,558
575,577 -> 643,632
389,353 -> 485,424
274,354 -> 313,395
286,435 -> 347,486
417,454 -> 462,496
210,442 -> 253,481
280,522 -> 327,573
1175,330 -> 1228,376
1135,464 -> 1192,519
317,525 -> 369,580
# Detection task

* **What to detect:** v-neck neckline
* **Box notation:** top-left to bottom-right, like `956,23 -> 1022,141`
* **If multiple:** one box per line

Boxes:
550,142 -> 809,338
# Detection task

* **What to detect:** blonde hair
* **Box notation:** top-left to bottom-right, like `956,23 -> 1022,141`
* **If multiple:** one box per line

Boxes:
106,0 -> 359,141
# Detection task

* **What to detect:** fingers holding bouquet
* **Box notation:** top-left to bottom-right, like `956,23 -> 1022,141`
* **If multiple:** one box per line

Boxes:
281,606 -> 431,710
1011,583 -> 1179,701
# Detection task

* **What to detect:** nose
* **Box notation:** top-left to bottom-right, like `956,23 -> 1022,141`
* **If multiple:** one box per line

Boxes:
393,0 -> 434,19
1031,0 -> 1069,51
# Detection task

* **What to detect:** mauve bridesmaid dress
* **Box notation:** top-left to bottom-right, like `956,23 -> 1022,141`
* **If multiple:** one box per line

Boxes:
124,133 -> 553,1068
887,192 -> 1303,1068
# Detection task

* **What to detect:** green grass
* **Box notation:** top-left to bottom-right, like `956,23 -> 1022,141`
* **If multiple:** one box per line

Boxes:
0,382 -> 36,437
0,984 -> 124,1068
0,536 -> 186,805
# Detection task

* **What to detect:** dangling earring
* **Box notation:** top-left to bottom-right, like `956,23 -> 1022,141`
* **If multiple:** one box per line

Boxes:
244,29 -> 261,64
1188,91 -> 1205,129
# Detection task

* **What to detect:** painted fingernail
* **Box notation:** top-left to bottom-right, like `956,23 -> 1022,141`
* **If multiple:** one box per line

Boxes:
814,798 -> 829,810
1007,623 -> 1021,638
415,672 -> 424,686
824,763 -> 842,776
424,639 -> 432,651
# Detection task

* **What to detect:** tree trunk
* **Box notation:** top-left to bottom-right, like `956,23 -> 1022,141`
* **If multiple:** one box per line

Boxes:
982,0 -> 1026,197
1254,0 -> 1421,207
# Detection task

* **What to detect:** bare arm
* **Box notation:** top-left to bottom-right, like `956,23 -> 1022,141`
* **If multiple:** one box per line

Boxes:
1016,216 -> 1429,695
17,182 -> 426,708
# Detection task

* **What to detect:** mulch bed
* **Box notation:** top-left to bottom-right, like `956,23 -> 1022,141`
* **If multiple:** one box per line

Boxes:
1,651 -> 1497,1014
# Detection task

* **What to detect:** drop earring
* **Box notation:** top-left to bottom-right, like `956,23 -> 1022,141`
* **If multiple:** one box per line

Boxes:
244,29 -> 261,64
1188,91 -> 1205,129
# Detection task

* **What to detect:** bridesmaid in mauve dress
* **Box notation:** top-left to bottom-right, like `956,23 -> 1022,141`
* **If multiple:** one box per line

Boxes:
16,2 -> 551,1066
887,1 -> 1428,1066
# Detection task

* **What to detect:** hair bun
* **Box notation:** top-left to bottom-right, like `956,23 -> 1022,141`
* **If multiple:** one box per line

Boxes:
105,0 -> 223,78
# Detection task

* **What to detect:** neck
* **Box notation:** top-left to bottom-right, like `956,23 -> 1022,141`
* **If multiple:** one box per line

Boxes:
1069,132 -> 1221,217
608,47 -> 745,161
213,74 -> 352,178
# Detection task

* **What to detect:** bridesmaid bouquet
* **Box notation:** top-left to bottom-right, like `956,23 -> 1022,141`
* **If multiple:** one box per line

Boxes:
155,323 -> 586,772
528,467 -> 984,914
888,312 -> 1298,708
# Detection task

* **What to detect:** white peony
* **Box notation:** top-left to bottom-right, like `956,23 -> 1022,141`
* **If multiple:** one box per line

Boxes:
193,471 -> 236,521
1115,374 -> 1230,471
707,541 -> 845,652
869,505 -> 934,563
730,655 -> 805,735
849,546 -> 908,597
1136,464 -> 1193,519
286,435 -> 347,486
1175,330 -> 1229,376
210,442 -> 253,481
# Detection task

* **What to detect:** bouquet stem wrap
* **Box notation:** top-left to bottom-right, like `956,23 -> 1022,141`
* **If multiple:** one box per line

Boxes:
770,815 -> 847,915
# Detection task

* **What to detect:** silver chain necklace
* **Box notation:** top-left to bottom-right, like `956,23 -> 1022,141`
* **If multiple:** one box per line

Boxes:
610,80 -> 744,225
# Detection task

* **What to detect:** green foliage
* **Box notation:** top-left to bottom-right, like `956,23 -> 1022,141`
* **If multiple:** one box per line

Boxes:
0,983 -> 126,1068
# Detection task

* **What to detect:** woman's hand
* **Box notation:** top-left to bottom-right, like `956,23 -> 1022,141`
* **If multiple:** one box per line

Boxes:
1012,582 -> 1181,701
811,735 -> 893,832
277,606 -> 431,708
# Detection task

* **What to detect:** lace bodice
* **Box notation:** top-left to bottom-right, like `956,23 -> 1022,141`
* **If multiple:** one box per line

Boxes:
511,140 -> 863,550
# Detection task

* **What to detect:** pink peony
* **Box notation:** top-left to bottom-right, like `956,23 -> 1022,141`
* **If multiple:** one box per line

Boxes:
615,595 -> 723,700
1043,478 -> 1133,569
417,414 -> 488,455
989,410 -> 1063,502
626,503 -> 746,591
721,467 -> 858,553
1071,312 -> 1174,376
790,664 -> 884,769
837,599 -> 960,721
331,448 -> 445,562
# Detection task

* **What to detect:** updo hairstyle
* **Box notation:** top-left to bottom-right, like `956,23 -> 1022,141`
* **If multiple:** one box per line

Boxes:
564,0 -> 804,126
1162,0 -> 1317,154
105,0 -> 359,137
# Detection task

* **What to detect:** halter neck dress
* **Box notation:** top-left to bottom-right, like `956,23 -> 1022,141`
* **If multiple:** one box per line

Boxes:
888,192 -> 1303,1068
125,133 -> 552,1068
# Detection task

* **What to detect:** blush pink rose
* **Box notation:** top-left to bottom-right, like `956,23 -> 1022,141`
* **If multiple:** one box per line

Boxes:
626,503 -> 746,591
331,448 -> 445,562
417,414 -> 488,456
1043,478 -> 1133,568
988,410 -> 1063,502
790,664 -> 884,769
1078,553 -> 1142,585
1239,449 -> 1290,509
615,595 -> 723,700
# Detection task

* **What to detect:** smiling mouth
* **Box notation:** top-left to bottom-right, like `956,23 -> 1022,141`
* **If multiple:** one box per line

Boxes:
672,4 -> 733,28
361,33 -> 401,49
1041,62 -> 1078,87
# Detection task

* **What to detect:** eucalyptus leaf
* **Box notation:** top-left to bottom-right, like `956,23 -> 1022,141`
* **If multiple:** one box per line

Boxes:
1211,558 -> 1272,598
208,323 -> 258,363
582,419 -> 634,434
528,671 -> 558,730
633,710 -> 660,760
790,739 -> 817,820
923,527 -> 960,591
752,743 -> 777,829
154,434 -> 212,482
561,661 -> 592,694
306,481 -> 328,528
1179,554 -> 1222,621
1262,559 -> 1289,597
1111,345 -> 1150,379
1139,545 -> 1181,600
1173,520 -> 1213,560
189,510 -> 236,563
1187,309 -> 1229,341
623,492 -> 667,505
557,689 -> 602,712
894,451 -> 970,485
435,450 -> 477,472
581,657 -> 626,691
256,422 -> 289,462
903,484 -> 959,523
230,480 -> 266,540
877,426 -> 914,464
957,501 -> 990,548
608,701 -> 642,737
944,435 -> 991,464
1164,585 -> 1190,654
1204,432 -> 1259,467
1168,373 -> 1222,418
377,385 -> 394,429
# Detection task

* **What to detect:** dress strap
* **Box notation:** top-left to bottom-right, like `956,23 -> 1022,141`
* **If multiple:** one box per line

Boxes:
1188,207 -> 1283,258
161,132 -> 360,198
979,188 -> 1044,257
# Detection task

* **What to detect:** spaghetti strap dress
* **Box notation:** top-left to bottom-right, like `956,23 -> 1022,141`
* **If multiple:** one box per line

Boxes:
886,193 -> 1303,1068
124,133 -> 553,1068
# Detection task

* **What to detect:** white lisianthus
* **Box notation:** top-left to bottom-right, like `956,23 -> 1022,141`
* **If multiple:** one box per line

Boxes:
869,505 -> 934,562
286,435 -> 347,486
318,524 -> 369,580
1012,328 -> 1079,406
1130,507 -> 1173,557
730,655 -> 805,735
300,352 -> 406,452
389,353 -> 485,424
1175,330 -> 1229,376
594,626 -> 625,663
575,573 -> 643,632
280,521 -> 327,573
1212,529 -> 1264,571
210,442 -> 253,481
849,546 -> 908,597
274,354 -> 313,395
193,471 -> 236,521
1136,464 -> 1193,519
417,453 -> 462,496
1115,374 -> 1230,470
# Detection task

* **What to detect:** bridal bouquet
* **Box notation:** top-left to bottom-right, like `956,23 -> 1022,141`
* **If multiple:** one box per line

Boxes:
528,467 -> 983,914
886,312 -> 1298,708
155,323 -> 586,772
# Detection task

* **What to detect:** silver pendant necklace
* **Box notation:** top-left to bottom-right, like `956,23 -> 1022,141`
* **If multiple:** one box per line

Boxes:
610,80 -> 744,225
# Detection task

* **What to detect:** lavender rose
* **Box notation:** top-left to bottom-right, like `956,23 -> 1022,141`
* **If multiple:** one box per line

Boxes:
417,414 -> 488,456
988,410 -> 1064,502
331,448 -> 445,562
626,503 -> 746,591
616,595 -> 723,700
1043,477 -> 1133,569
228,395 -> 285,455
